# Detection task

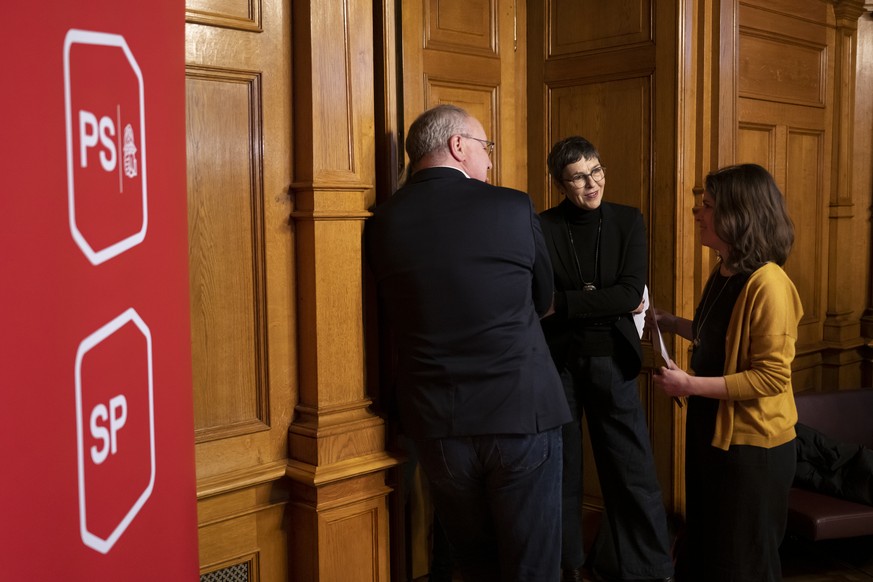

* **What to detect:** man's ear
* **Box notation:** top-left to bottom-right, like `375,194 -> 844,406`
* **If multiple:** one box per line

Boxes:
448,134 -> 464,162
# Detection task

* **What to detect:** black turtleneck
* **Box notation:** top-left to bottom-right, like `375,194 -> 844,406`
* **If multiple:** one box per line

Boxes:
561,202 -> 614,356
564,202 -> 601,288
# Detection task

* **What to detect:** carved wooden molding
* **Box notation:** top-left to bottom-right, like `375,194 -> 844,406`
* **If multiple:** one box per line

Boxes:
832,0 -> 868,20
186,0 -> 262,32
196,460 -> 288,499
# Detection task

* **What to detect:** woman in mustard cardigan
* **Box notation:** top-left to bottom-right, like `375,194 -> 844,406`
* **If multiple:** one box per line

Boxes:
651,164 -> 803,582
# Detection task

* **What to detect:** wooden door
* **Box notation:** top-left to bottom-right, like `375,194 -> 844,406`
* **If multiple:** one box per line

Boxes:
526,0 -> 681,514
185,0 -> 295,579
401,0 -> 528,192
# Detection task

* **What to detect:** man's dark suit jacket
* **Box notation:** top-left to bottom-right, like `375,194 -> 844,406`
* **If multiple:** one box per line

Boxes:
365,167 -> 571,440
539,199 -> 647,379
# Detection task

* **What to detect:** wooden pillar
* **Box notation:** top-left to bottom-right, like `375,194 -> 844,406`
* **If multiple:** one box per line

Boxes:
855,5 -> 873,386
287,1 -> 398,580
857,5 -> 873,385
823,0 -> 866,386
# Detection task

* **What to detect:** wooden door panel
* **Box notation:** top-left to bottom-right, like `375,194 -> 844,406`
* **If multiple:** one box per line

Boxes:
186,0 -> 261,30
187,69 -> 269,442
403,0 -> 525,190
186,0 -> 294,578
426,0 -> 496,54
736,119 -> 827,347
549,0 -> 651,55
428,83 -> 497,166
547,78 -> 651,213
738,33 -> 827,107
186,0 -> 293,479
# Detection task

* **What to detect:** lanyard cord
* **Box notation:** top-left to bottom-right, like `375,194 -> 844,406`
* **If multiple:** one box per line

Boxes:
565,215 -> 601,291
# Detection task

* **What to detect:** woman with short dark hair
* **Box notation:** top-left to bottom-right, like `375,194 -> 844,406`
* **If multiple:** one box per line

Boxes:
541,136 -> 675,582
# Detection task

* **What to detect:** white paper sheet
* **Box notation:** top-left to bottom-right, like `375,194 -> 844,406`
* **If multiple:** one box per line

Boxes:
634,285 -> 649,339
645,290 -> 683,406
645,288 -> 673,366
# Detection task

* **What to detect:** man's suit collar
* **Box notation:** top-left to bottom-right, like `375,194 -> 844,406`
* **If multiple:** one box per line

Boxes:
408,166 -> 467,184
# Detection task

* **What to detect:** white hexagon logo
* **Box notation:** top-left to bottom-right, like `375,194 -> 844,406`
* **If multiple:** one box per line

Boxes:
64,29 -> 148,265
75,308 -> 155,554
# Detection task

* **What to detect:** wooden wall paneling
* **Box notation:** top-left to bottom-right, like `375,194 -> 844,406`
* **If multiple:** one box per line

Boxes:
666,0 -> 710,517
287,472 -> 393,581
374,0 -> 403,202
674,0 -> 725,372
548,0 -> 650,55
288,1 -> 397,580
737,1 -> 834,366
786,125 -> 829,390
186,0 -> 262,31
821,1 -> 868,387
504,0 -> 528,192
187,68 -> 270,443
547,79 -> 650,212
714,0 -> 738,171
637,0 -> 681,517
197,476 -> 291,580
186,0 -> 294,578
186,1 -> 295,474
857,12 -> 873,385
734,103 -> 830,348
402,0 -> 527,191
735,0 -> 868,389
736,1 -> 830,386
641,1 -> 680,513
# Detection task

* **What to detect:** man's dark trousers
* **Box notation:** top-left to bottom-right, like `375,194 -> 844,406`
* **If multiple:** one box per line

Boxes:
416,428 -> 563,582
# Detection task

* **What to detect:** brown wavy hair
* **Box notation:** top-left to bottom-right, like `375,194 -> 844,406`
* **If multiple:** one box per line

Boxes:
705,163 -> 794,273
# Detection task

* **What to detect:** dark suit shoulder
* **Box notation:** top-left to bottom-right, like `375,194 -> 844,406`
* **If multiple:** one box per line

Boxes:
490,185 -> 535,205
463,182 -> 536,213
539,203 -> 565,224
408,167 -> 531,203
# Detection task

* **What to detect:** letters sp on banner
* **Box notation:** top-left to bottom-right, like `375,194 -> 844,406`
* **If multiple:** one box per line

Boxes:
75,308 -> 155,555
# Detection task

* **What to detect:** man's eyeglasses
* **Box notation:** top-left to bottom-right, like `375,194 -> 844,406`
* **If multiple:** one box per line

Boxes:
563,166 -> 605,188
461,134 -> 495,157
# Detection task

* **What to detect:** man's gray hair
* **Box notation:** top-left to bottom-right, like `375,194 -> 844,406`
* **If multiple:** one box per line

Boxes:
405,104 -> 470,166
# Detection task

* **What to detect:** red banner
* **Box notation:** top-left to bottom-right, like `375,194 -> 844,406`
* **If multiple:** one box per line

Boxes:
1,1 -> 198,579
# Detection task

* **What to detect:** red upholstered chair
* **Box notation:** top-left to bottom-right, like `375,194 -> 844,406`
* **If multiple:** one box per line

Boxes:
787,388 -> 873,541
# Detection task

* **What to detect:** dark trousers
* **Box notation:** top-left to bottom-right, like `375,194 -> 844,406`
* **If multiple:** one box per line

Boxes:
682,396 -> 796,582
415,428 -> 563,582
561,355 -> 674,580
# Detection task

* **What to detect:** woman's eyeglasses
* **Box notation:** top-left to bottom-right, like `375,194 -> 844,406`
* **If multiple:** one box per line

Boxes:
563,166 -> 605,188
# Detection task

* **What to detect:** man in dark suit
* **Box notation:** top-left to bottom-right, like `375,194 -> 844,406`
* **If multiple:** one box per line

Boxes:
540,136 -> 674,582
365,104 -> 571,581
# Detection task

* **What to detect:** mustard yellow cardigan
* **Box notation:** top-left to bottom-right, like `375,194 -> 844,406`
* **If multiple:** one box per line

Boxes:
712,262 -> 804,451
